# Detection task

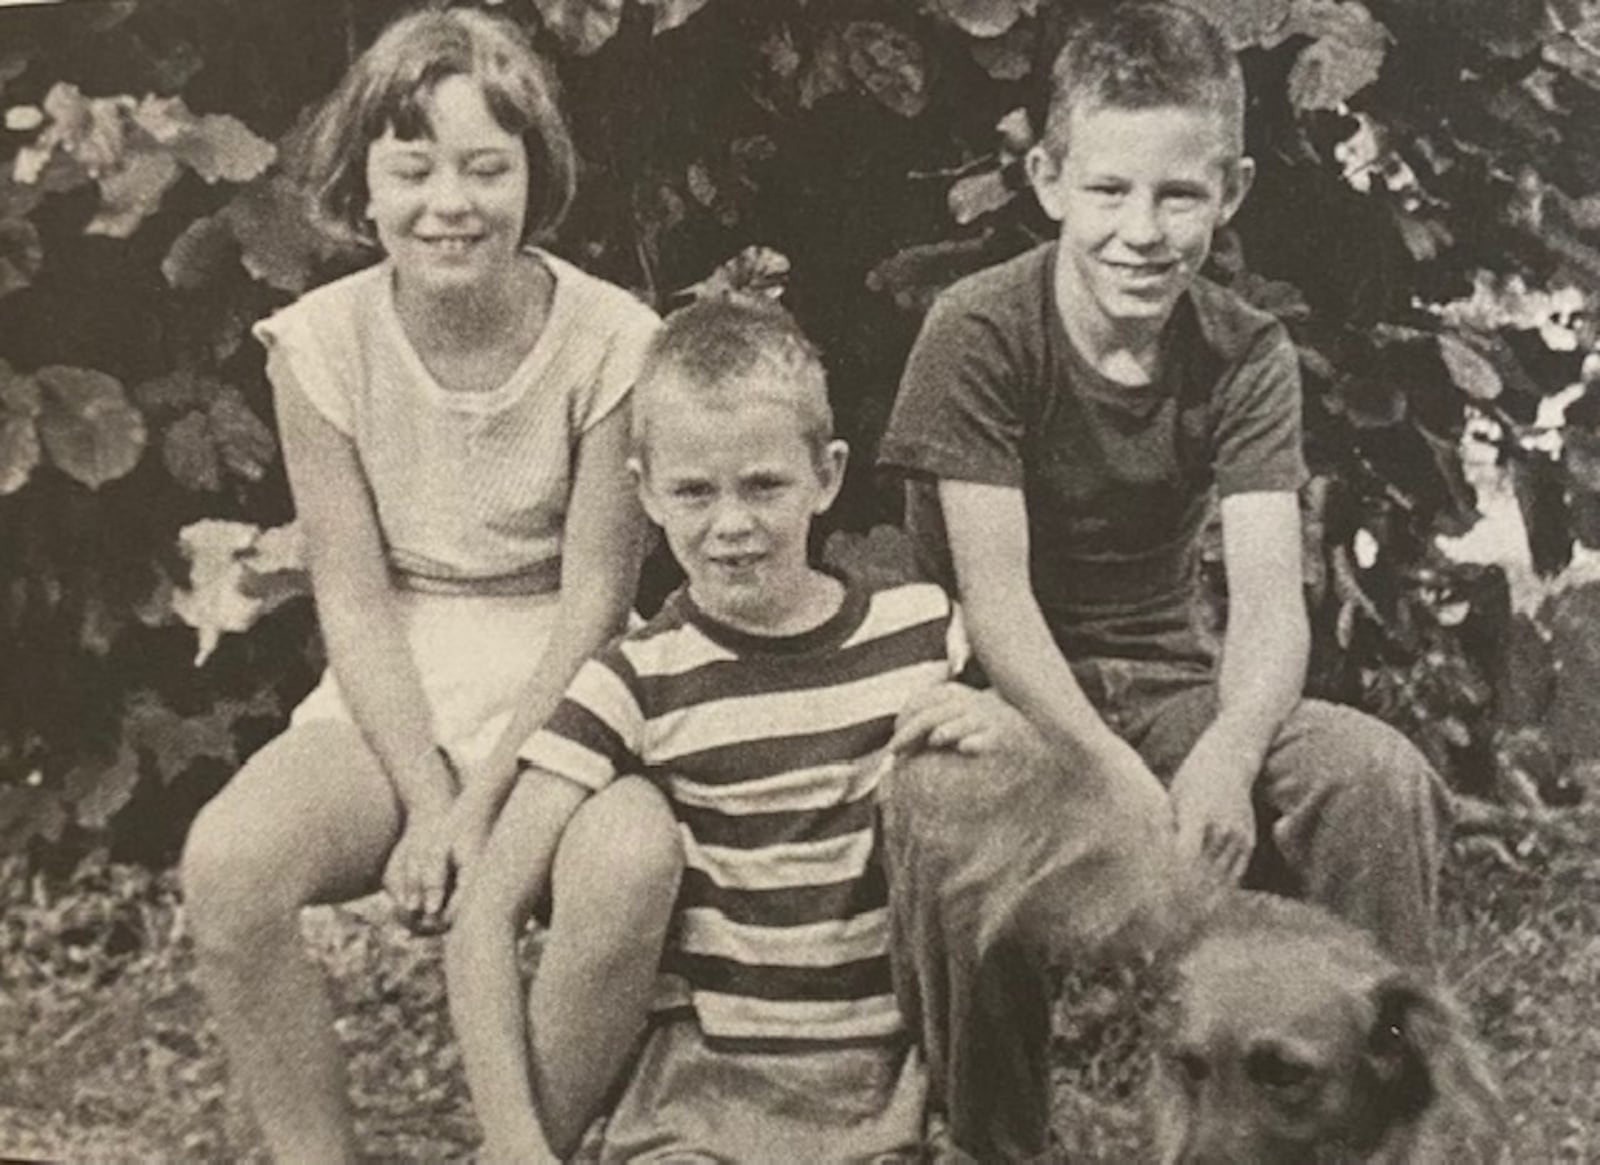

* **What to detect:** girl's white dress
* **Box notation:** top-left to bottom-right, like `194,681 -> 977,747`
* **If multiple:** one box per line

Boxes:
252,250 -> 659,767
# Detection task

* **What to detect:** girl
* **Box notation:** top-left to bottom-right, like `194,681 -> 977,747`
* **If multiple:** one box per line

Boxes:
180,10 -> 675,1161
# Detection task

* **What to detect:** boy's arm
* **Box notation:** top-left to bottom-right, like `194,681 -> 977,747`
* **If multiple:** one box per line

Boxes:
446,771 -> 588,1161
939,478 -> 1170,805
1167,490 -> 1308,881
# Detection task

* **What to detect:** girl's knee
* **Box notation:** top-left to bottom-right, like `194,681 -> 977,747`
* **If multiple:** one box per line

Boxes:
182,799 -> 291,956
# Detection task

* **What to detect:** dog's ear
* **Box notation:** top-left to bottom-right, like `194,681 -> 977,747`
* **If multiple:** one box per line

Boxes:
1365,975 -> 1505,1157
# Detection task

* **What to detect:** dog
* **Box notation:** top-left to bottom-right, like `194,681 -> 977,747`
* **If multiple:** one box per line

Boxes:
1150,890 -> 1505,1164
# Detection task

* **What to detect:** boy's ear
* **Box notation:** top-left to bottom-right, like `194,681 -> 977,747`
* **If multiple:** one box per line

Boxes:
627,455 -> 660,523
814,439 -> 849,514
1026,145 -> 1068,222
1219,155 -> 1256,226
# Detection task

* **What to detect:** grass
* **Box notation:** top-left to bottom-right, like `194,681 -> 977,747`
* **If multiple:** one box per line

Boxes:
2,802 -> 1598,1162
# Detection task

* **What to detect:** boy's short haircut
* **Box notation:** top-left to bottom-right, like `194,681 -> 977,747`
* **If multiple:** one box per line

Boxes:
631,296 -> 834,468
302,7 -> 576,249
1040,1 -> 1245,159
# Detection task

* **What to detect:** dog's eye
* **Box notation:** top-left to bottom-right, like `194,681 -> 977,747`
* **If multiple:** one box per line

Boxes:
1245,1047 -> 1317,1092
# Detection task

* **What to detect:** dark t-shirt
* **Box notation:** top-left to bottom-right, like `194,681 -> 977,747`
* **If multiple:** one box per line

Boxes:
877,242 -> 1307,666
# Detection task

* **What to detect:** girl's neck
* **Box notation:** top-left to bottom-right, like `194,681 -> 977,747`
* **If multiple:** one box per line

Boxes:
392,252 -> 544,355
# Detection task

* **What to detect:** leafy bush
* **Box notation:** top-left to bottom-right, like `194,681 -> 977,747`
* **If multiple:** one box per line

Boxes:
3,0 -> 1599,865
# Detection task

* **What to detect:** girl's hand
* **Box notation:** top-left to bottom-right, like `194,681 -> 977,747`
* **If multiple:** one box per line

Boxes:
889,684 -> 1025,756
384,805 -> 457,935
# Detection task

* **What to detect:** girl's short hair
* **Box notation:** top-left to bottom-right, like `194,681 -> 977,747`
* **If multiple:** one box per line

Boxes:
300,6 -> 575,249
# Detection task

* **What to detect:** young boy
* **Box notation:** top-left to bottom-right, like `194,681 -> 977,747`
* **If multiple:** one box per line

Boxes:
447,296 -> 973,1163
876,3 -> 1448,1159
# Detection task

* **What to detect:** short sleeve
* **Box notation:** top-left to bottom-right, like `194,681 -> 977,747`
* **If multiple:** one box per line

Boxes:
877,296 -> 1028,489
580,296 -> 659,434
516,650 -> 645,793
252,304 -> 355,436
1213,323 -> 1308,497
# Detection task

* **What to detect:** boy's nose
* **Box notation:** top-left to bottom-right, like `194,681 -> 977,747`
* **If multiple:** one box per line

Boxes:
708,497 -> 756,539
1116,195 -> 1164,247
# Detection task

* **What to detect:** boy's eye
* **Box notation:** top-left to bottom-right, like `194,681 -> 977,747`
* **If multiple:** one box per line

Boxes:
670,482 -> 713,503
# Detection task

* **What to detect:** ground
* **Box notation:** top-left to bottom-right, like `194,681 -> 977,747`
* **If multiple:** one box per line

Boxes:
1,803 -> 1597,1163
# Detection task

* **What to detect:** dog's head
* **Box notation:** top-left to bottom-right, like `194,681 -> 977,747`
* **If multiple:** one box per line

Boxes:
1152,894 -> 1503,1164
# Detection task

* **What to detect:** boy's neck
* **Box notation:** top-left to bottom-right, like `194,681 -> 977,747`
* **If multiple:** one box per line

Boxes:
691,568 -> 846,639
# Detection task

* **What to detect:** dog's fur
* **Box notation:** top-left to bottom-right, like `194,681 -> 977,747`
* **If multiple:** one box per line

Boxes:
1149,891 -> 1505,1164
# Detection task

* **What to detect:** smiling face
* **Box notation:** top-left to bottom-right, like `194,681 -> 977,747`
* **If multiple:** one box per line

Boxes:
637,388 -> 846,633
364,73 -> 530,297
1028,102 -> 1252,358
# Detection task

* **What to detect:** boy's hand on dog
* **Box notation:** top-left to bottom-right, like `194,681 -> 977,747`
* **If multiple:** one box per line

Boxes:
1169,729 -> 1259,884
890,683 -> 1025,756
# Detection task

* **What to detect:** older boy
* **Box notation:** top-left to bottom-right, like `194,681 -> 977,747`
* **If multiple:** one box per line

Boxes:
448,297 -> 973,1163
877,3 -> 1447,1159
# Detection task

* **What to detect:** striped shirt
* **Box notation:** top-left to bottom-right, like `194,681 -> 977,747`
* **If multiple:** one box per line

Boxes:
518,575 -> 969,1049
253,250 -> 658,595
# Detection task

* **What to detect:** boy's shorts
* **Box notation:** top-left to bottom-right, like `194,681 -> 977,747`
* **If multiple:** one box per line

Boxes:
576,1018 -> 929,1163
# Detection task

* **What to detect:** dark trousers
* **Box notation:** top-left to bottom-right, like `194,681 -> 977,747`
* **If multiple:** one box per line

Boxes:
880,659 -> 1449,1162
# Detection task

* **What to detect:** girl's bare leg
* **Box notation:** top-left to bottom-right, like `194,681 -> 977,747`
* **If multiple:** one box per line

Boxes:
181,721 -> 402,1164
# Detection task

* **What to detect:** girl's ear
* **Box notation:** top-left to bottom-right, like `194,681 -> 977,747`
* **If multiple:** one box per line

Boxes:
814,439 -> 850,515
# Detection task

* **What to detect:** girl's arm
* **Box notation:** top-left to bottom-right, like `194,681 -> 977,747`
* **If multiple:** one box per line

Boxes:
452,402 -> 647,850
446,771 -> 589,1162
275,375 -> 457,905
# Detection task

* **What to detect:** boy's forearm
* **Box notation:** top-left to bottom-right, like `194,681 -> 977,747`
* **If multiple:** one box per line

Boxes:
446,913 -> 551,1154
445,774 -> 588,1156
964,588 -> 1127,763
1212,601 -> 1309,766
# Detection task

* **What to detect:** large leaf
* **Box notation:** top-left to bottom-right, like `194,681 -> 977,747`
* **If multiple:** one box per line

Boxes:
930,0 -> 1031,38
85,146 -> 180,238
798,28 -> 852,108
173,520 -> 310,665
948,168 -> 1014,225
1284,1 -> 1389,111
133,96 -> 275,185
532,0 -> 625,56
209,387 -> 277,482
1438,333 -> 1504,401
645,0 -> 713,34
162,410 -> 221,492
1179,0 -> 1292,49
124,692 -> 250,785
969,22 -> 1035,80
161,213 -> 239,290
0,360 -> 41,495
34,366 -> 147,489
61,742 -> 141,831
222,173 -> 339,294
0,414 -> 40,495
843,23 -> 930,119
13,83 -> 127,185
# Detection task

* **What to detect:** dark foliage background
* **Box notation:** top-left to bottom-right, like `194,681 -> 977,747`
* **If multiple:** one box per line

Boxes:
3,0 -> 1600,871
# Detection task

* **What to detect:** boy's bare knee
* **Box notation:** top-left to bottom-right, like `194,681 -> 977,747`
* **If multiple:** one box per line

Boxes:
556,778 -> 682,913
183,795 -> 303,956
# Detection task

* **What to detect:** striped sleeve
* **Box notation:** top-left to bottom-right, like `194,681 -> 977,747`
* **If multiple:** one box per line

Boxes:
516,650 -> 645,792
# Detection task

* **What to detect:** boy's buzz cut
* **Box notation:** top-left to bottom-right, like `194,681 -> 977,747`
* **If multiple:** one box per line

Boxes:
631,296 -> 834,467
1040,1 -> 1245,159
